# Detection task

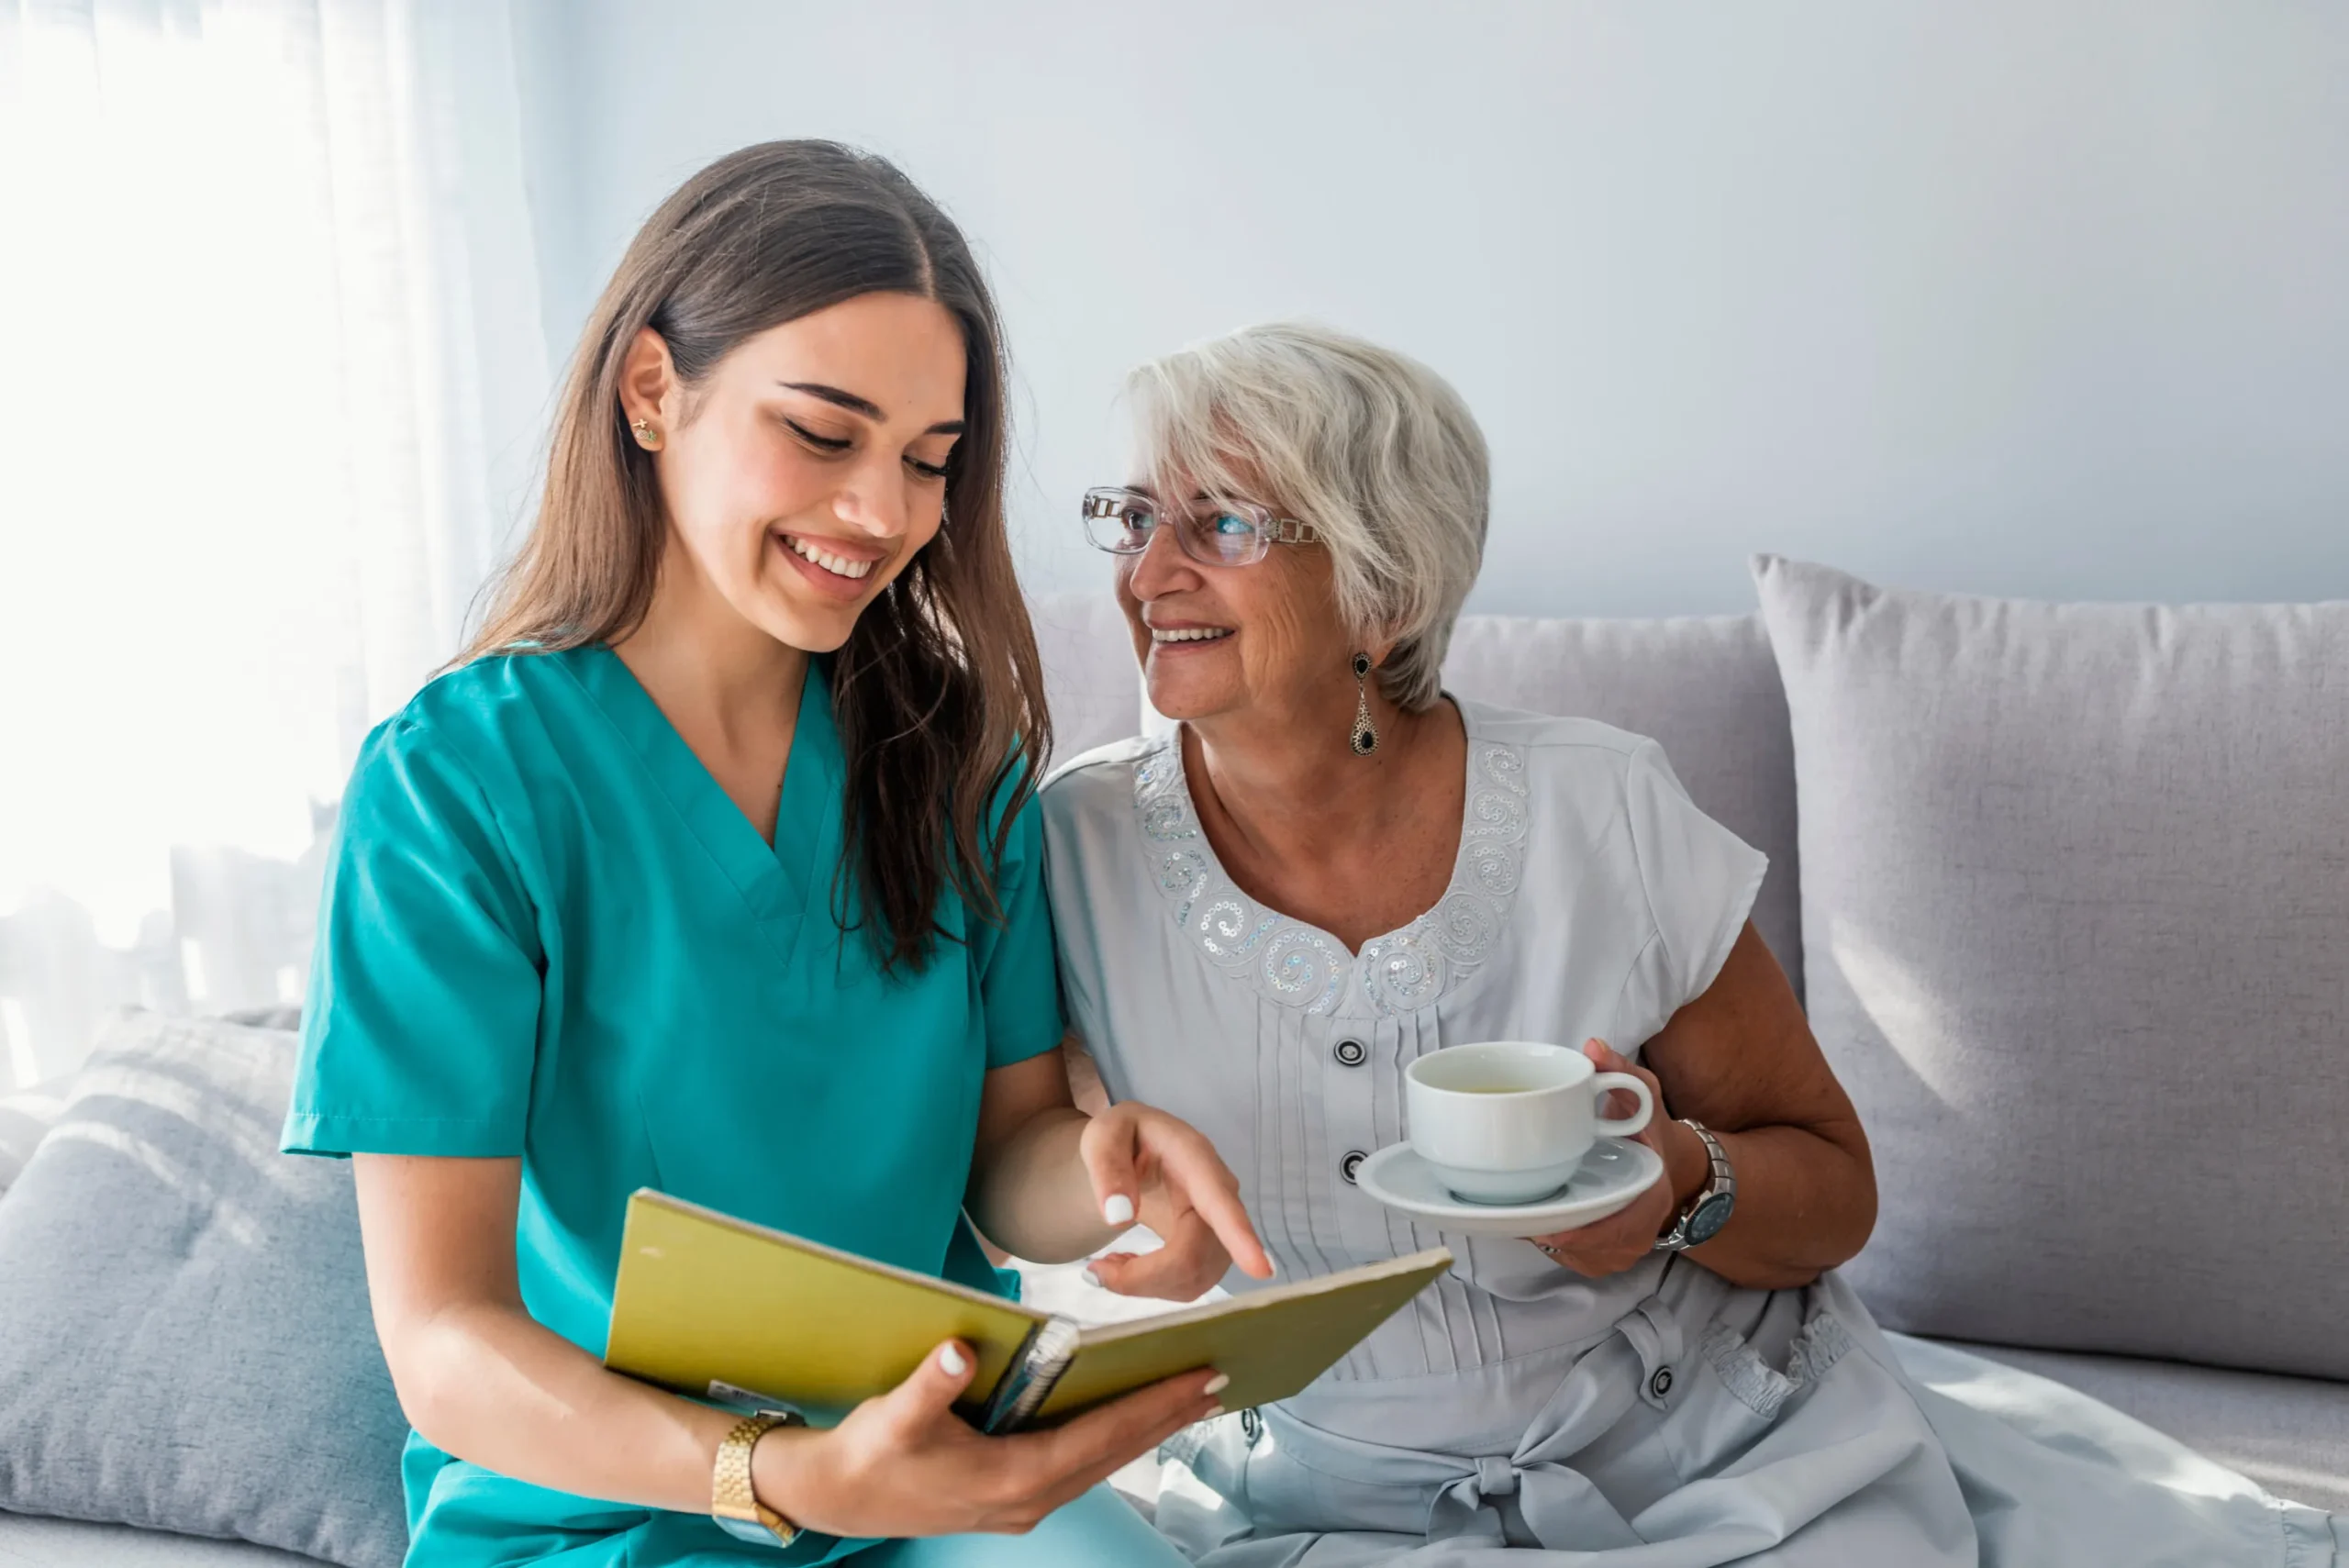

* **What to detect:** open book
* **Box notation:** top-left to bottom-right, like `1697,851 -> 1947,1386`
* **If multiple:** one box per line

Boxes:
605,1190 -> 1451,1429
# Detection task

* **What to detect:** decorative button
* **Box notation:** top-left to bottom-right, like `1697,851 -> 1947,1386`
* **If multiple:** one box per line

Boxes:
1648,1365 -> 1675,1400
1332,1038 -> 1367,1067
1340,1150 -> 1367,1184
1240,1407 -> 1263,1446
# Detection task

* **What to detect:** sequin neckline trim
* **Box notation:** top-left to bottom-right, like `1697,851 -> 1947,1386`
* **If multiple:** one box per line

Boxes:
1132,710 -> 1530,1017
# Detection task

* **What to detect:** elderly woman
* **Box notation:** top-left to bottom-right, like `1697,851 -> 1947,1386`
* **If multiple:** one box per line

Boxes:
1038,323 -> 2343,1566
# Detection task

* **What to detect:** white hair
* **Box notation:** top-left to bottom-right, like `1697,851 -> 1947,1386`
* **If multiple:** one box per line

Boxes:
1124,322 -> 1490,712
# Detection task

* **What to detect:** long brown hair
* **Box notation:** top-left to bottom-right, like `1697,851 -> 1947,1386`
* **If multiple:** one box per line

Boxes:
464,140 -> 1050,971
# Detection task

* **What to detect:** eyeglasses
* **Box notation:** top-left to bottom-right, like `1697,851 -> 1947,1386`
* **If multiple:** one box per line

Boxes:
1081,486 -> 1320,568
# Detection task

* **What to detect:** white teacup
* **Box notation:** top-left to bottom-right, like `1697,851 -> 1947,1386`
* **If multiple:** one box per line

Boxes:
1404,1041 -> 1654,1205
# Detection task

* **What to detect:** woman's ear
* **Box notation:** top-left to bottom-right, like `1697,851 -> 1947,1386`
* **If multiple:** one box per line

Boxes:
617,328 -> 677,430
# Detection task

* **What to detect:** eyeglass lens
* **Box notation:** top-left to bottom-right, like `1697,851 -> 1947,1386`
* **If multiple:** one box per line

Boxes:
1085,493 -> 1270,566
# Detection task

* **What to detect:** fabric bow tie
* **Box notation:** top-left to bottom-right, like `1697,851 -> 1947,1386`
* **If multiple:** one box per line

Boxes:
1423,1292 -> 1686,1551
1428,1451 -> 1650,1551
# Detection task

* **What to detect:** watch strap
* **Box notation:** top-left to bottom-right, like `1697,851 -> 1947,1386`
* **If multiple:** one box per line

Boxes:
713,1411 -> 804,1547
1653,1119 -> 1734,1253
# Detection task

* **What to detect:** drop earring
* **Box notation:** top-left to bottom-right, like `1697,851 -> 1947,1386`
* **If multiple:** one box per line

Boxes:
1350,652 -> 1380,756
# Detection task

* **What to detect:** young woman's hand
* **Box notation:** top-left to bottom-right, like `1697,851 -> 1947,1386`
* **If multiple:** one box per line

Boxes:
1080,1102 -> 1275,1299
754,1340 -> 1225,1539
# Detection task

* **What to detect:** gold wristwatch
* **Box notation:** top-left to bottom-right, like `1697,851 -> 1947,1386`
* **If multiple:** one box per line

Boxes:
711,1411 -> 805,1549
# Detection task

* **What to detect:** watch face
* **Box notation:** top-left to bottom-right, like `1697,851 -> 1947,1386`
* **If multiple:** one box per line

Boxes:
1687,1191 -> 1735,1244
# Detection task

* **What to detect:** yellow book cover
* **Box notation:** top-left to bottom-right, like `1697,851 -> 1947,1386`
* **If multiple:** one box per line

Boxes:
603,1190 -> 1450,1429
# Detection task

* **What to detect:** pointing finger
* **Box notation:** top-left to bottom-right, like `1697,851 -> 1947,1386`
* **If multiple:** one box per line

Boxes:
1154,1134 -> 1274,1279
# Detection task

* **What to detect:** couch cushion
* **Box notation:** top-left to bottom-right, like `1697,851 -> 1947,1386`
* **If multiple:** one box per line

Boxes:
1934,1340 -> 2349,1515
1754,556 -> 2349,1381
0,1514 -> 328,1567
0,1011 -> 407,1568
1443,612 -> 1804,998
1030,590 -> 1143,763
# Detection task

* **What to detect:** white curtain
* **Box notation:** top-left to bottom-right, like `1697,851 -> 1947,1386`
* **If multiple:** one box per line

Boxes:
0,0 -> 550,1088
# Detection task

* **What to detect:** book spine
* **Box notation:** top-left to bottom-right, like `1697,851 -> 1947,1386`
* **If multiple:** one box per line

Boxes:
976,1317 -> 1081,1434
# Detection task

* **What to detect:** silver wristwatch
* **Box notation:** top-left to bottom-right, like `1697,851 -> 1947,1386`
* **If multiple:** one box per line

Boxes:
1653,1119 -> 1735,1252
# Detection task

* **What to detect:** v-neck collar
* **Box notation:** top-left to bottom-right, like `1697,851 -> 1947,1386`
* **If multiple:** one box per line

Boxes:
561,645 -> 842,966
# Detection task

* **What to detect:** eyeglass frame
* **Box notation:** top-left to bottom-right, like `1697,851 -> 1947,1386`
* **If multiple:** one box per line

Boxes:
1081,486 -> 1321,568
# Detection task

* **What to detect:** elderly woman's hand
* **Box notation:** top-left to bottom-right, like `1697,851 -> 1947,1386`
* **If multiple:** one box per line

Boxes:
1082,1102 -> 1275,1300
1521,1040 -> 1706,1278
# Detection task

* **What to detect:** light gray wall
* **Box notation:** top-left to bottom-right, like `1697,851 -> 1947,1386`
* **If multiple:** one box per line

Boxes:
509,0 -> 2349,616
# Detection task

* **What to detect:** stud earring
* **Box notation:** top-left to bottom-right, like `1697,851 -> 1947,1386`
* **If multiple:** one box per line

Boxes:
630,417 -> 661,450
1350,652 -> 1379,757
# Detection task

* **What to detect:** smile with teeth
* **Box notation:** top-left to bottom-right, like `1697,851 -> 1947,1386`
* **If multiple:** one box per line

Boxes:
781,535 -> 875,581
1152,627 -> 1233,644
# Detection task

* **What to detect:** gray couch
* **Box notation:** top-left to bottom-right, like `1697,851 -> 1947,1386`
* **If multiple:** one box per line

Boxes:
3,560 -> 2343,1564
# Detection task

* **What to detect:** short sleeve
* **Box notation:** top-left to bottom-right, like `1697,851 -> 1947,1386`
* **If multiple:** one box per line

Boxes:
1621,739 -> 1768,1026
282,716 -> 545,1159
971,786 -> 1066,1071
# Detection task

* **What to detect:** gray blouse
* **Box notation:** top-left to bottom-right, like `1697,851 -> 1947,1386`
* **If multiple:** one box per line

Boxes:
1041,701 -> 1764,1439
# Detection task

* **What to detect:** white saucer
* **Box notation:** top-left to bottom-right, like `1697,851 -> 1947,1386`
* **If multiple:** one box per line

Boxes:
1354,1139 -> 1667,1238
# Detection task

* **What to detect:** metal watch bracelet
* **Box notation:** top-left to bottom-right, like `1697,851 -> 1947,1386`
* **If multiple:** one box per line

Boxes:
712,1411 -> 805,1549
1653,1118 -> 1736,1252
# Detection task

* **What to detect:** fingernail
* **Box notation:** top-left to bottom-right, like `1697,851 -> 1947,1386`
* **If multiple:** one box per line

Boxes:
1081,1267 -> 1104,1289
940,1344 -> 968,1377
1203,1373 -> 1231,1396
1102,1195 -> 1135,1227
1203,1404 -> 1226,1420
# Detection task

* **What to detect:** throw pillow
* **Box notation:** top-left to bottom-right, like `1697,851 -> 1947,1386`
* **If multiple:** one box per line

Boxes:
0,1009 -> 408,1568
0,1072 -> 75,1195
1753,556 -> 2349,1381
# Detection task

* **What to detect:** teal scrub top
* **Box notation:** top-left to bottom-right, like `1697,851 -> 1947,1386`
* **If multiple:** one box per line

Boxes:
282,646 -> 1063,1567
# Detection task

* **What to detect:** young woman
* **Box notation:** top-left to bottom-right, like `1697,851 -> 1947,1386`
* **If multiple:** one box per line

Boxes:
283,141 -> 1268,1567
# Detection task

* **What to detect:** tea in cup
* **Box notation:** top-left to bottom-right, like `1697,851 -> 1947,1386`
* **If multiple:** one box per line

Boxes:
1404,1041 -> 1653,1205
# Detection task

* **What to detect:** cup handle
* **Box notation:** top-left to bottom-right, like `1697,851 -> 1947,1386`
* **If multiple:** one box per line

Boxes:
1590,1072 -> 1653,1139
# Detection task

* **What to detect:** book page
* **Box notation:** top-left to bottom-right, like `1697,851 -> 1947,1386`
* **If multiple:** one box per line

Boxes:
1033,1250 -> 1451,1421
